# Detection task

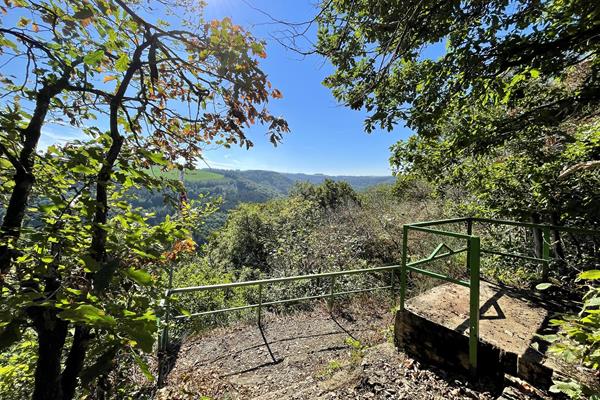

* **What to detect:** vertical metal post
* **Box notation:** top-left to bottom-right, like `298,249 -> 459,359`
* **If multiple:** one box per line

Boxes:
390,269 -> 396,307
400,225 -> 409,311
466,218 -> 473,276
468,235 -> 480,374
157,299 -> 165,353
257,283 -> 263,326
165,296 -> 171,346
542,227 -> 551,281
328,275 -> 335,312
157,293 -> 170,388
160,261 -> 174,354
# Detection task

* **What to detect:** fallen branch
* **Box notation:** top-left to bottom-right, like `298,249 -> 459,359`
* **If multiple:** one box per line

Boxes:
558,160 -> 600,179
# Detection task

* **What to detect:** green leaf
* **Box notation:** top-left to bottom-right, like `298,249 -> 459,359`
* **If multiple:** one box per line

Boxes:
124,268 -> 153,286
73,8 -> 94,20
58,304 -> 116,327
131,248 -> 158,259
536,282 -> 552,290
0,36 -> 18,51
121,317 -> 156,352
41,256 -> 55,264
83,50 -> 105,66
115,53 -> 130,72
579,270 -> 600,281
536,333 -> 558,342
177,307 -> 191,317
141,150 -> 168,166
133,353 -> 154,381
550,380 -> 582,397
584,296 -> 600,307
70,164 -> 97,175
80,254 -> 100,272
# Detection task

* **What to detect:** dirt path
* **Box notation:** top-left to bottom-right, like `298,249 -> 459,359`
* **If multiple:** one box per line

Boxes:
156,299 -> 535,399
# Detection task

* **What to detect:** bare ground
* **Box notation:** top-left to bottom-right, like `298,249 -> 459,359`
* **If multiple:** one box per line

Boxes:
156,298 -> 547,400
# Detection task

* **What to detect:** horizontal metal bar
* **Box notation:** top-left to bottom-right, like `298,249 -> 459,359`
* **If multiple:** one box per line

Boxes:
406,246 -> 468,268
262,292 -> 334,307
472,218 -> 600,236
406,265 -> 470,287
258,285 -> 393,308
172,285 -> 393,320
172,303 -> 259,320
168,264 -> 401,295
407,217 -> 471,227
317,285 -> 392,298
406,225 -> 473,239
481,249 -> 548,264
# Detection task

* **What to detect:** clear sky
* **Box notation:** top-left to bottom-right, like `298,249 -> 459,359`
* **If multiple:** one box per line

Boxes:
37,1 -> 419,176
197,0 -> 411,176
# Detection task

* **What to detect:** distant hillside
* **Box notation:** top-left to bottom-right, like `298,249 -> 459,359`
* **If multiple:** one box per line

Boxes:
133,168 -> 394,241
190,169 -> 395,194
281,172 -> 395,190
154,169 -> 225,182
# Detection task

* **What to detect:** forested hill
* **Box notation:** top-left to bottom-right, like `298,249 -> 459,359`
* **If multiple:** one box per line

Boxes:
203,169 -> 396,194
132,168 -> 395,237
158,168 -> 394,204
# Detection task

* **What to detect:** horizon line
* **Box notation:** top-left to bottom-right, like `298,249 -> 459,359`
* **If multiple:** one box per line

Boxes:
193,166 -> 395,178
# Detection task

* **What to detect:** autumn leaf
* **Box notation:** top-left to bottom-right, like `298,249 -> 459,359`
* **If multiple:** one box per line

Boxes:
17,17 -> 29,27
272,89 -> 283,99
103,75 -> 117,83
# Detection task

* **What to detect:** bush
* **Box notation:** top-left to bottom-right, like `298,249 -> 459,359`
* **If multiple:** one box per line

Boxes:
538,270 -> 600,398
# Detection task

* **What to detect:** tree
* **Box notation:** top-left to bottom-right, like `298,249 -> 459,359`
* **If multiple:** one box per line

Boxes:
0,1 -> 287,398
290,179 -> 360,210
390,69 -> 600,224
316,0 -> 600,225
316,2 -> 599,392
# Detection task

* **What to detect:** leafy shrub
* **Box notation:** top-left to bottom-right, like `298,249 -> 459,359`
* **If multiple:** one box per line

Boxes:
538,270 -> 600,398
0,332 -> 36,400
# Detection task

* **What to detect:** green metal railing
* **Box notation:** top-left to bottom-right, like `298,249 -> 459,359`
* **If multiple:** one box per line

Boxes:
399,217 -> 600,374
158,264 -> 401,352
400,217 -> 480,372
158,216 -> 599,376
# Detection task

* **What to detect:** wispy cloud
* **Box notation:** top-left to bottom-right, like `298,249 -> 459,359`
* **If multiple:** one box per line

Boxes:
38,124 -> 86,151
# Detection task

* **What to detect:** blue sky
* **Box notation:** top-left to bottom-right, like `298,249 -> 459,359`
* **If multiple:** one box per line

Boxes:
198,0 -> 410,176
38,1 -> 418,176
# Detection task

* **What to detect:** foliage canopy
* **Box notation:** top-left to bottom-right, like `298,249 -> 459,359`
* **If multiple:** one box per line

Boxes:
0,1 -> 287,398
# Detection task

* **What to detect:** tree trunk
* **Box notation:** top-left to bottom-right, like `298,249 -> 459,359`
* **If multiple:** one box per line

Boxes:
0,68 -> 73,284
29,308 -> 68,400
0,98 -> 50,277
89,37 -> 149,267
61,326 -> 91,400
28,231 -> 68,400
81,41 -> 150,396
